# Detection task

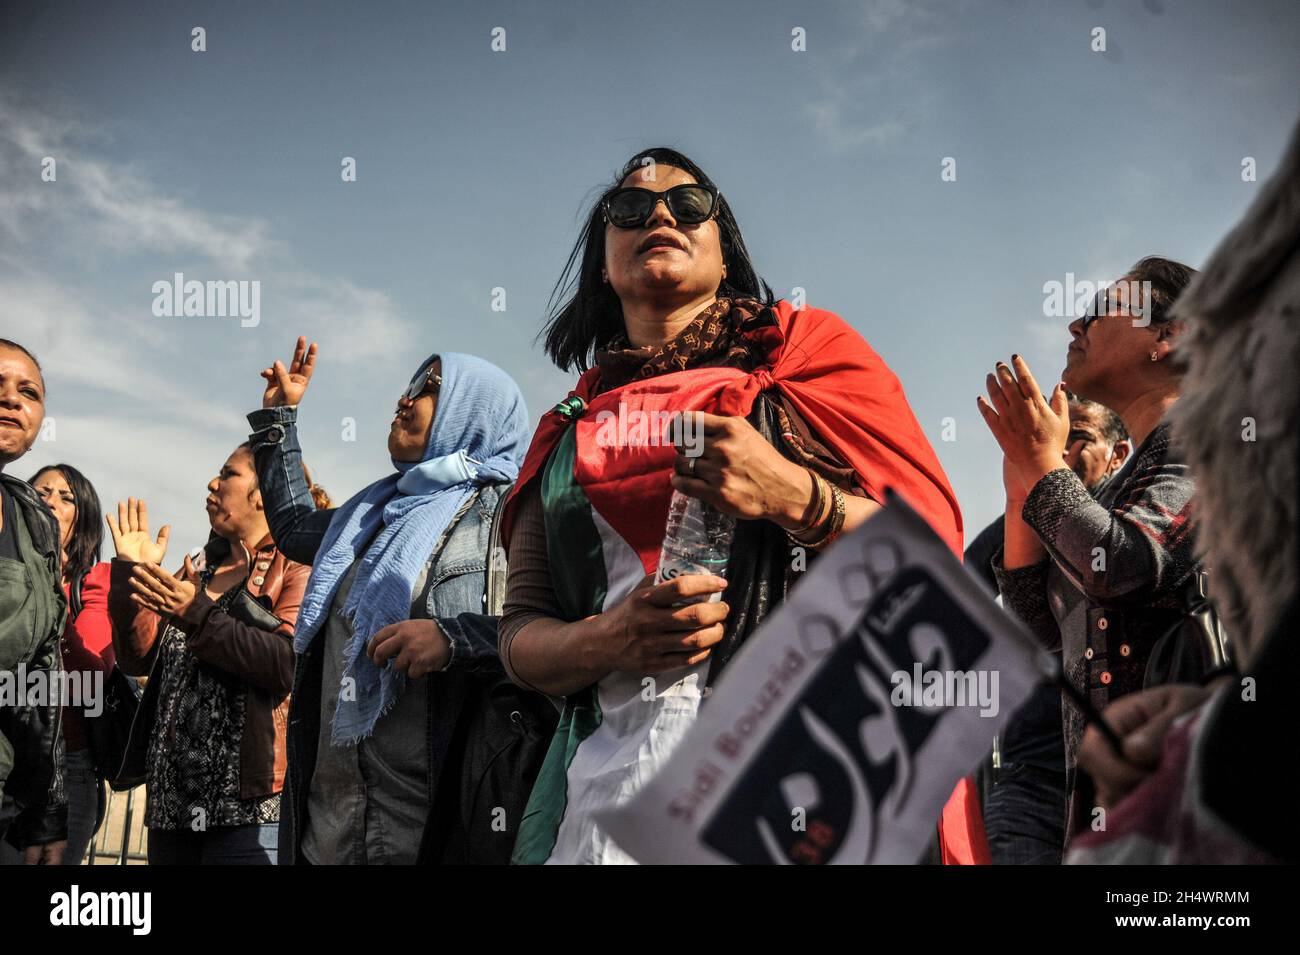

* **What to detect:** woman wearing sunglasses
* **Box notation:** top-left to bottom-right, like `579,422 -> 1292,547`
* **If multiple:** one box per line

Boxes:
247,341 -> 542,864
498,147 -> 965,865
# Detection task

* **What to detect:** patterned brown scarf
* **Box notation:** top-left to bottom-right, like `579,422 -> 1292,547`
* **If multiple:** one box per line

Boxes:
593,297 -> 778,395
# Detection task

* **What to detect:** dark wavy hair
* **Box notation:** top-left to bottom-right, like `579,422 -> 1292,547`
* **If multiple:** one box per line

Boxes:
540,147 -> 774,373
1126,255 -> 1198,326
27,463 -> 101,583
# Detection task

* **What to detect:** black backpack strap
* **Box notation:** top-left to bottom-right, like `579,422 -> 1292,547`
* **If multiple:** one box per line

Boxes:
70,568 -> 89,622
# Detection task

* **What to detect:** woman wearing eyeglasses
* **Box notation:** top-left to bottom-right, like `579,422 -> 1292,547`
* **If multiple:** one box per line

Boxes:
498,148 -> 965,865
247,342 -> 546,864
979,257 -> 1202,844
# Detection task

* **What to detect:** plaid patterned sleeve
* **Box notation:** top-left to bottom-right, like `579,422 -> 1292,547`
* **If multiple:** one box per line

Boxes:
1021,443 -> 1196,606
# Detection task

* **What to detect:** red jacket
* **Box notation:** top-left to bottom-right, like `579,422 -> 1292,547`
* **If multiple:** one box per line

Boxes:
60,562 -> 115,752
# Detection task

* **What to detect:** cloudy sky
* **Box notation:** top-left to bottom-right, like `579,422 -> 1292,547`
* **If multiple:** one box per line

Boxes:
3,0 -> 1298,557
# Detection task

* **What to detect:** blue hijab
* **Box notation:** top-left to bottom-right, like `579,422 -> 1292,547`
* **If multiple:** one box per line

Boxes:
292,352 -> 530,745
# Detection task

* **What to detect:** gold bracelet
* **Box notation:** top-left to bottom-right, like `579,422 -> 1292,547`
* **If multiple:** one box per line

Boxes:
819,484 -> 847,548
788,475 -> 837,547
790,482 -> 846,552
787,471 -> 828,538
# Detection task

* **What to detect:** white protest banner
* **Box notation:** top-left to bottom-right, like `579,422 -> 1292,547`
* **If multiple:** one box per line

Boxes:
596,494 -> 1051,864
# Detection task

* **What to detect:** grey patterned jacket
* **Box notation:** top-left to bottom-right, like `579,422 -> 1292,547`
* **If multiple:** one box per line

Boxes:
993,420 -> 1198,773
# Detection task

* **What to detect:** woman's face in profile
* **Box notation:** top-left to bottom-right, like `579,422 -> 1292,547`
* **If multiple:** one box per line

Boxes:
206,448 -> 262,536
603,165 -> 725,305
389,358 -> 441,463
1063,274 -> 1166,398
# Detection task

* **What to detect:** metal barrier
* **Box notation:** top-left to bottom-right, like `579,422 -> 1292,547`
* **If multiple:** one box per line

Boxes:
86,784 -> 149,865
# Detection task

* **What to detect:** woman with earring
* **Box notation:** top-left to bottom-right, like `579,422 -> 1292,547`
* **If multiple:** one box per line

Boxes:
979,256 -> 1202,848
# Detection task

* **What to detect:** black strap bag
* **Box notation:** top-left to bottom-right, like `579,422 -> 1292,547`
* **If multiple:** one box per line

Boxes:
1143,569 -> 1234,688
417,485 -> 560,864
107,573 -> 287,791
65,571 -> 145,791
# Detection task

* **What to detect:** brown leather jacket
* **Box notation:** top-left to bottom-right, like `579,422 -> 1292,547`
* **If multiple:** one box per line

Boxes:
107,532 -> 309,799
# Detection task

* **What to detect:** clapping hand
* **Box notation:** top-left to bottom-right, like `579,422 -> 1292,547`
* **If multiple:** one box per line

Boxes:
977,355 -> 1072,494
128,557 -> 199,619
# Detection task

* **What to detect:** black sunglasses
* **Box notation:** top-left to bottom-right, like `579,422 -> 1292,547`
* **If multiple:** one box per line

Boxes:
1079,289 -> 1113,334
403,360 -> 441,402
1080,285 -> 1162,333
601,183 -> 720,229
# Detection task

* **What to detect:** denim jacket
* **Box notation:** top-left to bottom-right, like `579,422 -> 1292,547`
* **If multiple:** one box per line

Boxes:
244,405 -> 522,863
245,405 -> 505,668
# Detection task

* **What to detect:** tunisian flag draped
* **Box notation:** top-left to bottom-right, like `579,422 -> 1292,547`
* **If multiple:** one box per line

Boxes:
503,300 -> 963,554
503,300 -> 986,864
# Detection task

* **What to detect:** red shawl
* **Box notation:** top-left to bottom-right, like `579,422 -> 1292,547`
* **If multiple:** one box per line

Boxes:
502,300 -> 963,557
503,299 -> 982,864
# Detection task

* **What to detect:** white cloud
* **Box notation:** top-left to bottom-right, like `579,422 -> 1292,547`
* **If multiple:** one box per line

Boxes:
0,98 -> 278,272
0,95 -> 420,558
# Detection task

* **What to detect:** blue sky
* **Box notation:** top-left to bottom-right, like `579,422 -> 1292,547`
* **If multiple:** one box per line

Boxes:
3,0 -> 1298,556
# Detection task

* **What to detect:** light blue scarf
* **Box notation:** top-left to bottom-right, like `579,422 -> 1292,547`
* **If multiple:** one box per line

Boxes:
292,353 -> 530,745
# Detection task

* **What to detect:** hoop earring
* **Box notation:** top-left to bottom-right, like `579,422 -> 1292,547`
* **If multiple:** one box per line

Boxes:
1150,351 -> 1159,362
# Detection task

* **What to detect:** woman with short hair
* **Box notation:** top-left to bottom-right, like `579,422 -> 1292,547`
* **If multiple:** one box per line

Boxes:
980,256 -> 1201,840
0,339 -> 67,864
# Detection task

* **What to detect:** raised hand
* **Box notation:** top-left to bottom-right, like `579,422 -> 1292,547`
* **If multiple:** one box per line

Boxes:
977,354 -> 1071,493
260,335 -> 318,408
106,498 -> 171,564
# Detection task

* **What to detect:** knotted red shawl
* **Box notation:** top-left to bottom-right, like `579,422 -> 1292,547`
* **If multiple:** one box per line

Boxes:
502,299 -> 963,557
502,300 -> 983,865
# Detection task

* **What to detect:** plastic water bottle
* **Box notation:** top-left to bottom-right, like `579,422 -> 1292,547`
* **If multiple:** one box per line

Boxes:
655,491 -> 736,604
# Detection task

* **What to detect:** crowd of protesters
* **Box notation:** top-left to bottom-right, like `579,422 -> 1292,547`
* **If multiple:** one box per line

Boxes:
0,132 -> 1294,866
